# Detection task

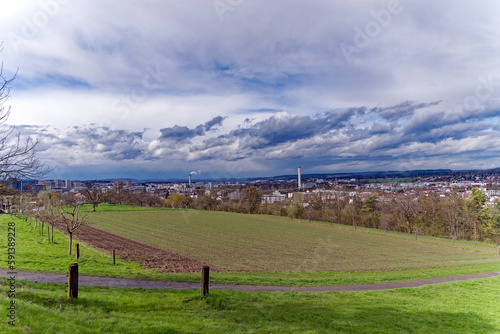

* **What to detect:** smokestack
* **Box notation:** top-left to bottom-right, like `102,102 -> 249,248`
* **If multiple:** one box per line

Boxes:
298,167 -> 302,190
188,170 -> 201,188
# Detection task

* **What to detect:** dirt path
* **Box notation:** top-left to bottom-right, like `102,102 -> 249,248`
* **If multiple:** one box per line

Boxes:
1,269 -> 499,292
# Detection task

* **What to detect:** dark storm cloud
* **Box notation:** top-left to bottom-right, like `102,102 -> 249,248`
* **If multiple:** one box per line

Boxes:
159,115 -> 225,142
373,100 -> 442,122
227,107 -> 366,149
402,103 -> 500,144
203,115 -> 225,130
109,149 -> 143,161
18,125 -> 147,161
16,99 -> 500,177
176,99 -> 497,164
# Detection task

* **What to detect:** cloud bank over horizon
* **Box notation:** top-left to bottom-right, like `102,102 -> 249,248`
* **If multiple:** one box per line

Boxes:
1,0 -> 500,179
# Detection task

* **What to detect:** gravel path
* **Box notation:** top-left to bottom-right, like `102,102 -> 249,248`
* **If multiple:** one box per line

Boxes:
1,269 -> 499,292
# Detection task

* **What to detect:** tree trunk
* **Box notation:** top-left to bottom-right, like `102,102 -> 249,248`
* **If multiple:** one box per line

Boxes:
474,217 -> 477,242
68,232 -> 73,256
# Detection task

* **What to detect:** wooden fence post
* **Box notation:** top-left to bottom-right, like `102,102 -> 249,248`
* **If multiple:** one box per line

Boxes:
201,266 -> 210,297
112,250 -> 116,265
68,263 -> 78,299
75,243 -> 80,259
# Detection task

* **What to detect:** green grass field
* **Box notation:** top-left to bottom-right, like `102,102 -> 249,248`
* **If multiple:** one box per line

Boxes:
85,209 -> 500,272
2,211 -> 500,287
1,210 -> 500,333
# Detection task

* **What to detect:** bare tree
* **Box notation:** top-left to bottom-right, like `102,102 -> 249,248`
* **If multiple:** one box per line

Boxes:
0,47 -> 49,182
83,188 -> 103,211
60,205 -> 89,256
443,192 -> 464,245
37,192 -> 63,243
61,192 -> 78,208
111,181 -> 128,206
242,186 -> 262,214
394,196 -> 419,237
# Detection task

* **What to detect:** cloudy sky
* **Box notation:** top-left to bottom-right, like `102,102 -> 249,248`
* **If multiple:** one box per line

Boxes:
1,0 -> 500,180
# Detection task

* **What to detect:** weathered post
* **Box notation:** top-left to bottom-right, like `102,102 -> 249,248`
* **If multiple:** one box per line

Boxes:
201,266 -> 210,297
75,243 -> 80,259
51,225 -> 54,243
112,250 -> 116,265
68,263 -> 78,299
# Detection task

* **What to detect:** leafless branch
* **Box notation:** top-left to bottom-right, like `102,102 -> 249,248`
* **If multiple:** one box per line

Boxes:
0,50 -> 50,183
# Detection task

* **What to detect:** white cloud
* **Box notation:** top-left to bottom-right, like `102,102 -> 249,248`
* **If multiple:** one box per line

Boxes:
1,0 -> 499,178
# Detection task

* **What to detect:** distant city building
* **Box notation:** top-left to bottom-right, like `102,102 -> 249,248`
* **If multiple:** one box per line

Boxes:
228,190 -> 243,201
54,179 -> 62,188
262,191 -> 287,204
65,180 -> 72,189
486,190 -> 500,197
301,182 -> 316,189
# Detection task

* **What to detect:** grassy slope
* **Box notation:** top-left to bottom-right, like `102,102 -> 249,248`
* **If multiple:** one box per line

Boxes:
0,214 -> 174,281
0,277 -> 499,333
85,209 -> 500,272
0,209 -> 499,332
1,213 -> 499,286
266,214 -> 500,255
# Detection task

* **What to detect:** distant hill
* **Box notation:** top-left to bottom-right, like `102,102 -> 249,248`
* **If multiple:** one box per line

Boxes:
71,167 -> 500,183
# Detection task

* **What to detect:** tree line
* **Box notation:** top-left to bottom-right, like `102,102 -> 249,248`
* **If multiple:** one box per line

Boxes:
166,187 -> 500,248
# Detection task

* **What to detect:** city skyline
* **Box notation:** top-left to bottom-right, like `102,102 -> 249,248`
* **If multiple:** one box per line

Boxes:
1,1 -> 500,180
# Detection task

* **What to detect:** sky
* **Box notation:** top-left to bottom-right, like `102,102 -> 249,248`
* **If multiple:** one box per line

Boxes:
1,0 -> 500,180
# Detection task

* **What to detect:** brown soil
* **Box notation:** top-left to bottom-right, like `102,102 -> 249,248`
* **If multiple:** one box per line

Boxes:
67,223 -> 224,273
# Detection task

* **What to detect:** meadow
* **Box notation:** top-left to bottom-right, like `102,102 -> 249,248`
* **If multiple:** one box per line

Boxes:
85,209 -> 500,272
1,209 -> 500,332
2,209 -> 500,286
0,276 -> 498,333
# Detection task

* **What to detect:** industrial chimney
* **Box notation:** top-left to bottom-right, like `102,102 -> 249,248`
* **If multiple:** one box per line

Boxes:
298,167 -> 302,189
189,174 -> 192,188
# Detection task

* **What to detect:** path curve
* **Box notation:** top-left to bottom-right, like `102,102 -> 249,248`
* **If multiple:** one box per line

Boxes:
1,269 -> 499,292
